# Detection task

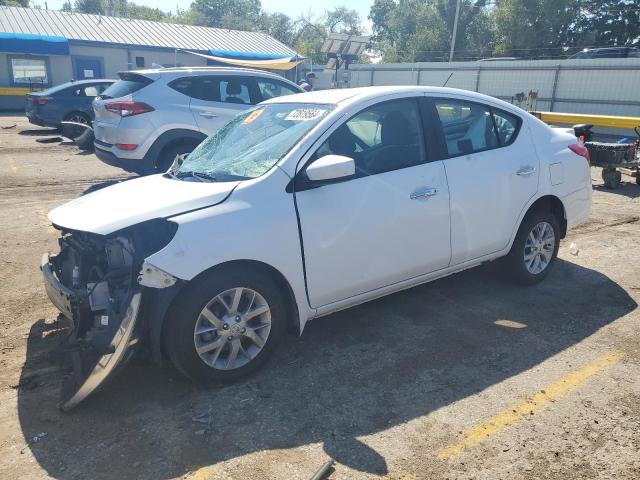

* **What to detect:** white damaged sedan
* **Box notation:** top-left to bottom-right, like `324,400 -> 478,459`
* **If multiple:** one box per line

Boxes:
41,86 -> 592,409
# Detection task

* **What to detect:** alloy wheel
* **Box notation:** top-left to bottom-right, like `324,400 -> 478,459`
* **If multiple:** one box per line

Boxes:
523,221 -> 555,275
193,287 -> 271,370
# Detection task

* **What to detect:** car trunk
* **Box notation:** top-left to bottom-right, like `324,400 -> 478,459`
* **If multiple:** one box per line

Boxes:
93,72 -> 156,144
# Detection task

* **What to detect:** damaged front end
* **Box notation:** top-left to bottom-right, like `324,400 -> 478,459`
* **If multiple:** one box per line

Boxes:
40,219 -> 178,411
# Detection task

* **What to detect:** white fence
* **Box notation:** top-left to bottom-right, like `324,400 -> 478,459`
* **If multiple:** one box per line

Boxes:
304,58 -> 640,137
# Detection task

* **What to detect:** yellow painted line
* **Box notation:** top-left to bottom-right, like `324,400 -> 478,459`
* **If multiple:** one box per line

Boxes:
438,351 -> 623,460
35,207 -> 58,236
532,111 -> 640,130
9,158 -> 18,173
0,87 -> 30,96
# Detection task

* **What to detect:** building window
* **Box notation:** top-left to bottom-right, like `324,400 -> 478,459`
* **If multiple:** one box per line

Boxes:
135,56 -> 145,68
9,56 -> 48,86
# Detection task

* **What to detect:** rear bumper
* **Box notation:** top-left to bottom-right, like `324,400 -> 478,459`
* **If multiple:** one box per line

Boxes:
94,140 -> 154,174
26,113 -> 57,128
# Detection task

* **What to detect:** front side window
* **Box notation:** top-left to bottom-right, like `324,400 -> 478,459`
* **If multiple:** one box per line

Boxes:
10,57 -> 48,85
257,79 -> 300,101
219,79 -> 252,105
176,103 -> 333,181
315,98 -> 426,176
434,100 -> 499,156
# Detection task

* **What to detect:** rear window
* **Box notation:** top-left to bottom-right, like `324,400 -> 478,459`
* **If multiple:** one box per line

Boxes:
101,73 -> 152,99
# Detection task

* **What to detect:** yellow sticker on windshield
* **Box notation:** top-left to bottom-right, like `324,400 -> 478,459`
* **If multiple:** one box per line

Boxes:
243,108 -> 264,125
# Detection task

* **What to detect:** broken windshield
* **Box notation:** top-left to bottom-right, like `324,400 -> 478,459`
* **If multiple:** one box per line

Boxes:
176,103 -> 334,181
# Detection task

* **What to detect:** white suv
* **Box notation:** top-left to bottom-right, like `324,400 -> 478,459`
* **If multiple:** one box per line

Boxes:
92,67 -> 303,174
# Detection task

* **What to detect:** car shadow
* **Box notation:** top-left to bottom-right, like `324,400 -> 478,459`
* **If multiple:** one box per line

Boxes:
18,128 -> 60,136
17,259 -> 637,479
593,182 -> 640,199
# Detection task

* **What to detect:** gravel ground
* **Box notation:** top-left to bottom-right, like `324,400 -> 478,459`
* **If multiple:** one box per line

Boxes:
0,114 -> 638,480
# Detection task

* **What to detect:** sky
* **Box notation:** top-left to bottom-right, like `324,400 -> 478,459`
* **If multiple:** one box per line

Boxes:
38,0 -> 375,31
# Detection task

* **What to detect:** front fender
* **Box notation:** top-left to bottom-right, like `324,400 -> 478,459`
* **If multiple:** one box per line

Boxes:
144,168 -> 313,334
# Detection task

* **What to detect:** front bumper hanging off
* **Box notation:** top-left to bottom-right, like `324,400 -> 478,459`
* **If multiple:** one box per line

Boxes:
41,253 -> 143,411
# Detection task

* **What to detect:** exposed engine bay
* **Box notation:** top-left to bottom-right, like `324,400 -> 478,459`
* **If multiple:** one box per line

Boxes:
52,231 -> 137,343
41,219 -> 178,410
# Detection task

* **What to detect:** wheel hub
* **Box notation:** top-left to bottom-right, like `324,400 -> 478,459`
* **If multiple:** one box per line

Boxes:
524,221 -> 555,275
193,287 -> 272,370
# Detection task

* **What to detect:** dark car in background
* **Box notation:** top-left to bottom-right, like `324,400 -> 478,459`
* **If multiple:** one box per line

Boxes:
569,47 -> 640,59
25,79 -> 115,128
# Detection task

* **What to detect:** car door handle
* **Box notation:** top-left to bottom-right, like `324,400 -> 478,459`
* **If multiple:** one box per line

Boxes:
410,188 -> 438,200
199,112 -> 217,118
516,166 -> 536,176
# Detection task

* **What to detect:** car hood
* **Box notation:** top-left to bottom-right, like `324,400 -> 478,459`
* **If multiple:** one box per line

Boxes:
49,174 -> 240,235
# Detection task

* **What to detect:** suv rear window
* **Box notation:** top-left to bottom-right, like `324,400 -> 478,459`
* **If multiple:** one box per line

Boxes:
102,73 -> 153,99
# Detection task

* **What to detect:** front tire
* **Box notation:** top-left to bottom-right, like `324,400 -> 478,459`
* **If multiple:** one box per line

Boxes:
505,210 -> 560,285
164,266 -> 287,384
156,142 -> 197,173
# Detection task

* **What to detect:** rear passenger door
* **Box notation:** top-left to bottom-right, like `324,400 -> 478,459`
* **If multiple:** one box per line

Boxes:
187,76 -> 259,134
428,97 -> 538,265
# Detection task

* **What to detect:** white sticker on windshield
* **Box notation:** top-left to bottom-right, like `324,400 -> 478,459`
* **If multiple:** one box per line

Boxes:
285,108 -> 327,121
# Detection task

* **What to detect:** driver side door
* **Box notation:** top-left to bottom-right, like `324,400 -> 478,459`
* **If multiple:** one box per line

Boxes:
294,97 -> 452,308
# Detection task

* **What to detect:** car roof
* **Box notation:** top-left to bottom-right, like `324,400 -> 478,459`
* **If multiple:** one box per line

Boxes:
262,86 -> 524,114
133,66 -> 291,78
39,79 -> 115,94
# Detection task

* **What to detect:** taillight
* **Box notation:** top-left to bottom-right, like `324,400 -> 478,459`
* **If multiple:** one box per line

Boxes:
33,97 -> 50,105
569,143 -> 591,166
105,101 -> 154,117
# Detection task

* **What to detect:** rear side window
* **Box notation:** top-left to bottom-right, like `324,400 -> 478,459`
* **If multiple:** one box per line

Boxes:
491,109 -> 520,146
433,99 -> 521,157
169,76 -> 256,105
102,73 -> 152,99
435,100 -> 499,156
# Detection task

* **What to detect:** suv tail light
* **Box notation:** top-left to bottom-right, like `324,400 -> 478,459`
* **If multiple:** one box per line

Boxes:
569,143 -> 590,166
105,100 -> 154,117
33,97 -> 50,105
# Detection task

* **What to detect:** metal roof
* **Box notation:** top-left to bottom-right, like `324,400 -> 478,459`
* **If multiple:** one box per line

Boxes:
0,6 -> 296,56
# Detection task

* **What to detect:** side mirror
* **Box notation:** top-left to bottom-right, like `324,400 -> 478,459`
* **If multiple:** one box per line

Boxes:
305,154 -> 355,182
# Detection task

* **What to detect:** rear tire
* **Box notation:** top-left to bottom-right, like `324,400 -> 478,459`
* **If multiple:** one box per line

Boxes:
505,210 -> 560,285
156,142 -> 197,173
164,266 -> 288,384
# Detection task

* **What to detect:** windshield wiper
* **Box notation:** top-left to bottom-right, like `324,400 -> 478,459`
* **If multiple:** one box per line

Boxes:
175,171 -> 217,182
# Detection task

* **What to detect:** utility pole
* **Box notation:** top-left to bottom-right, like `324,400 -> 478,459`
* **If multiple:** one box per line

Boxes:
449,0 -> 462,62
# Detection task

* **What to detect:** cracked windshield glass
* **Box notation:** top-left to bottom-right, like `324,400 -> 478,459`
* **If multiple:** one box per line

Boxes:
175,103 -> 334,181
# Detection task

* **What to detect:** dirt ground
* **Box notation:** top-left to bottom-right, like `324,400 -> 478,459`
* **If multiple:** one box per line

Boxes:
0,113 -> 638,480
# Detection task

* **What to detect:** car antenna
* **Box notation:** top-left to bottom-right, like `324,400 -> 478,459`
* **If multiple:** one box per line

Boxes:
442,72 -> 453,87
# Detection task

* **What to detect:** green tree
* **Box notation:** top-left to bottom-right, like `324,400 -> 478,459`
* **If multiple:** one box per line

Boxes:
258,12 -> 295,45
370,0 -> 494,62
0,0 -> 29,6
491,0 -> 580,57
74,0 -> 104,14
324,6 -> 362,34
190,0 -> 261,30
571,0 -> 640,48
